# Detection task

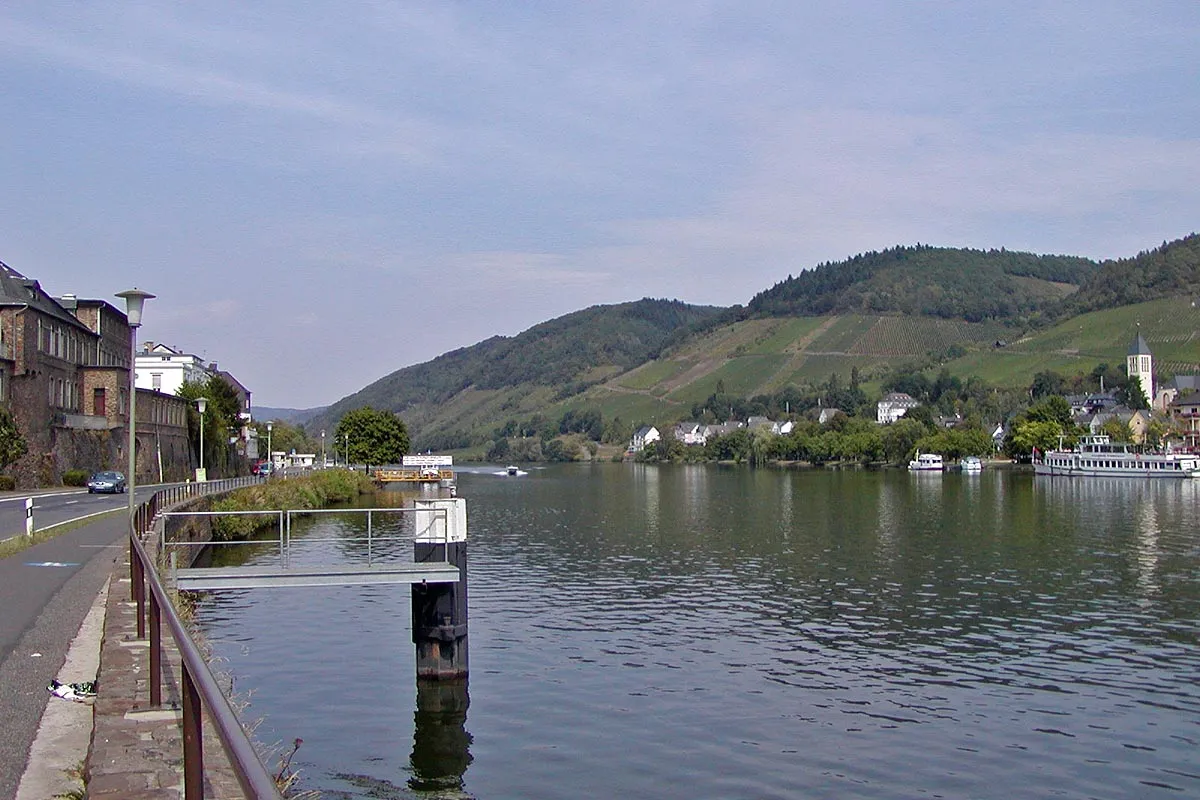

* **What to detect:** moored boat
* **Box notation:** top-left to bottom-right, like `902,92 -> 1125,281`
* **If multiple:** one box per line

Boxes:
1034,435 -> 1200,478
961,456 -> 983,472
908,452 -> 944,471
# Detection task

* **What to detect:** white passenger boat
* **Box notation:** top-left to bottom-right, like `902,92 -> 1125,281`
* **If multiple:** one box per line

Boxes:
961,456 -> 983,472
1034,435 -> 1200,478
908,452 -> 944,471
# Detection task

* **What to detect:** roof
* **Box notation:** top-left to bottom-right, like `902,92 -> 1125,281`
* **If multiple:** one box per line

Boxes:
879,392 -> 920,406
216,370 -> 251,396
0,260 -> 95,332
1166,375 -> 1200,392
1128,332 -> 1152,356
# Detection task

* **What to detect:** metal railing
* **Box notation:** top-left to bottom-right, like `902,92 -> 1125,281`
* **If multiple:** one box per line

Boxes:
127,476 -> 283,800
160,506 -> 452,570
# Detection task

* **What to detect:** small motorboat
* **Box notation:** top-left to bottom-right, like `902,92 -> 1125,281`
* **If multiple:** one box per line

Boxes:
506,465 -> 519,476
908,452 -> 944,471
961,456 -> 983,472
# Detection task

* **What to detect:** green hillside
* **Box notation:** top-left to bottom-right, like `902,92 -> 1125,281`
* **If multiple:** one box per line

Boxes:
942,296 -> 1200,387
303,234 -> 1200,454
748,245 -> 1095,322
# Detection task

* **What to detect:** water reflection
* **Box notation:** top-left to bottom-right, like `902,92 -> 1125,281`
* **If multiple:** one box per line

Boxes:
194,465 -> 1200,799
409,679 -> 473,796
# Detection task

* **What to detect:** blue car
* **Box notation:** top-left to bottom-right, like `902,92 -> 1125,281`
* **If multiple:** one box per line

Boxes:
87,471 -> 127,494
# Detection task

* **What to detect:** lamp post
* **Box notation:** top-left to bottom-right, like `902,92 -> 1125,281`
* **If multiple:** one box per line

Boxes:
344,432 -> 350,470
116,288 -> 154,527
195,397 -> 208,482
266,420 -> 273,477
320,429 -> 326,469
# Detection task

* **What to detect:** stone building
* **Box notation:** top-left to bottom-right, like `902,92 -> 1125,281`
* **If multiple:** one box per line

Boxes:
0,260 -> 193,487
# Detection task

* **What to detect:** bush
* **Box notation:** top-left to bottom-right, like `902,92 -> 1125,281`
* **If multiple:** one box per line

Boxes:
210,469 -> 375,541
62,469 -> 89,487
0,475 -> 14,491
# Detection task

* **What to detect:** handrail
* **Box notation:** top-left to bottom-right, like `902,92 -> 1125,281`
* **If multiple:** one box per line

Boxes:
128,476 -> 283,800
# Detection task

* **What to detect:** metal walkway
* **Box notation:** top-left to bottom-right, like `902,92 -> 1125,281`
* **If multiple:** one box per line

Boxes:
175,561 -> 462,590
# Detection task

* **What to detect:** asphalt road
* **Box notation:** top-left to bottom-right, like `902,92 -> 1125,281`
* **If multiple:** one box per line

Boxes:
0,503 -> 130,800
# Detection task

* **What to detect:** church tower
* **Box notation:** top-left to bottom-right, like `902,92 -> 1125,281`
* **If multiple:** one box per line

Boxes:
1127,329 -> 1153,407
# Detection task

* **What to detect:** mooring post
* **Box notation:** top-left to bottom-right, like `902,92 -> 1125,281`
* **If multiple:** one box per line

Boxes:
412,498 -> 468,679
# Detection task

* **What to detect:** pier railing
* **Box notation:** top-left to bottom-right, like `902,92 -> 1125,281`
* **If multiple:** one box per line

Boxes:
127,477 -> 283,800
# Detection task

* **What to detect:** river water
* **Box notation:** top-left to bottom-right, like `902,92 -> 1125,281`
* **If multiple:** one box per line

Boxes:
192,465 -> 1200,799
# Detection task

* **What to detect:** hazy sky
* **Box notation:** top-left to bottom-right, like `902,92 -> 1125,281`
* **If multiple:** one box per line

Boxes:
2,3 -> 1197,408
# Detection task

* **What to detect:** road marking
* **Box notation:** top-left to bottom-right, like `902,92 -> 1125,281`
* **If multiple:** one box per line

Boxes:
63,500 -> 79,505
25,561 -> 81,568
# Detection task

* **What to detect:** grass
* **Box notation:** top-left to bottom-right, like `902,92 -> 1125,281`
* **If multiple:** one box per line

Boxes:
0,508 -> 124,559
209,469 -> 375,540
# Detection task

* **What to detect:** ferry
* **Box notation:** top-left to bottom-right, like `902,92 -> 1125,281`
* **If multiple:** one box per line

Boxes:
908,452 -> 944,471
1034,435 -> 1200,479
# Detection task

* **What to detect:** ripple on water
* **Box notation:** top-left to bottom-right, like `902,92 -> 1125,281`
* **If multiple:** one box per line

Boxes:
194,469 -> 1200,799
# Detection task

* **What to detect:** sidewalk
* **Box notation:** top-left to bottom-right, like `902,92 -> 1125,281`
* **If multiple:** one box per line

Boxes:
16,546 -> 243,799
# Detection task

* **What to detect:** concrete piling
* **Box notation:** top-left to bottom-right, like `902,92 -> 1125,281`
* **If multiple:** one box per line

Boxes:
412,498 -> 468,679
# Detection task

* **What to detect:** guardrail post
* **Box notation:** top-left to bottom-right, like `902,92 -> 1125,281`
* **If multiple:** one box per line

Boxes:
149,590 -> 162,707
131,538 -> 146,638
182,665 -> 204,799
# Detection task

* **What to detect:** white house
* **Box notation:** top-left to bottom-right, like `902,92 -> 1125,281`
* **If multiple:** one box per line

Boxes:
747,416 -> 780,434
630,425 -> 661,452
674,422 -> 707,446
876,392 -> 920,424
817,408 -> 842,425
135,342 -> 212,395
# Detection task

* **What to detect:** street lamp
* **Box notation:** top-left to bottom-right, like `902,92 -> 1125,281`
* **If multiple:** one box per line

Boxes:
116,288 -> 154,527
195,397 -> 207,482
344,432 -> 350,469
266,420 -> 273,477
320,430 -> 326,469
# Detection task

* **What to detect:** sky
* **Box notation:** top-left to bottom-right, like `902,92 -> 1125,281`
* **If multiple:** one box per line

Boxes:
1,2 -> 1198,409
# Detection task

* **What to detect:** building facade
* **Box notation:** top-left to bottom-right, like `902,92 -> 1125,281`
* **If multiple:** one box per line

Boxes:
0,261 -> 195,487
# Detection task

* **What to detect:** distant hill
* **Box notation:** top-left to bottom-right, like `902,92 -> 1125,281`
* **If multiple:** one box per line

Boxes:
747,245 -> 1096,323
303,298 -> 727,438
299,234 -> 1200,454
1052,233 -> 1200,318
255,406 -> 325,425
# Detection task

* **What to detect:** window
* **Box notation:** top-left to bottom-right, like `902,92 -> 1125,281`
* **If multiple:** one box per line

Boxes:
151,372 -> 162,391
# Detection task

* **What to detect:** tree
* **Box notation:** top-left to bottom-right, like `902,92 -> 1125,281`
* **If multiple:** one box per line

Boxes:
1099,417 -> 1131,443
178,377 -> 240,474
0,408 -> 27,470
335,407 -> 410,469
1007,419 -> 1065,458
1025,396 -> 1073,429
1030,370 -> 1065,399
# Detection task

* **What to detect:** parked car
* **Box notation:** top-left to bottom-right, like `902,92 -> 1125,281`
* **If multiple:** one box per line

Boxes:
252,461 -> 272,476
87,471 -> 127,494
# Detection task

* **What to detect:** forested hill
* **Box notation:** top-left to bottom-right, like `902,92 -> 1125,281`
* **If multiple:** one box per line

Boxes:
1052,233 -> 1200,319
308,298 -> 726,426
746,245 -> 1097,323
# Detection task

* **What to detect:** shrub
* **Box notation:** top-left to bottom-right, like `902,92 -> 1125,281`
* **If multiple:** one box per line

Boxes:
62,469 -> 89,487
0,475 -> 14,491
210,469 -> 375,541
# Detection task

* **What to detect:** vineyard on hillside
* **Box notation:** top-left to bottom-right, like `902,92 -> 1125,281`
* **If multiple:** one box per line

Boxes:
847,317 -> 1007,356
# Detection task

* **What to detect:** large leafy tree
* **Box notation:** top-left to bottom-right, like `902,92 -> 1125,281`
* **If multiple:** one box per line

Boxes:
177,376 -> 241,471
335,407 -> 410,468
0,408 -> 27,470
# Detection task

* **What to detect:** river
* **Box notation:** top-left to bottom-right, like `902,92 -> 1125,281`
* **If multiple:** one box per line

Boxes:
192,465 -> 1200,799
